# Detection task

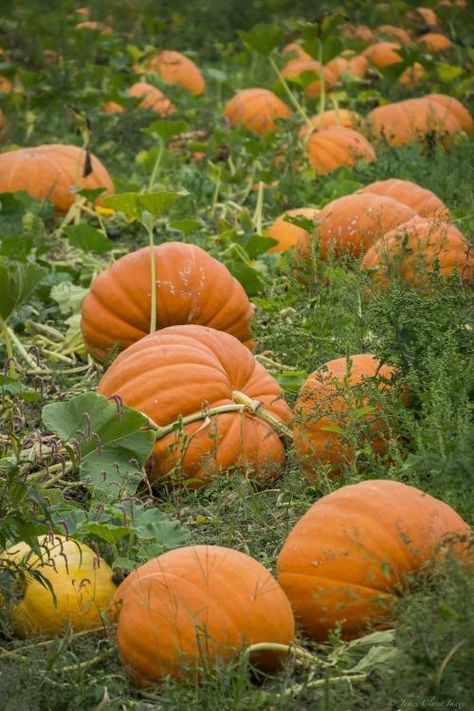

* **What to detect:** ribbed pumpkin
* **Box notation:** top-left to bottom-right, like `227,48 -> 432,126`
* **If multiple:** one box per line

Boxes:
281,60 -> 337,98
145,50 -> 206,96
295,193 -> 415,261
81,242 -> 255,362
0,144 -> 114,213
362,41 -> 402,68
128,81 -> 175,115
357,178 -> 450,221
361,217 -> 474,288
376,24 -> 411,44
223,88 -> 292,136
112,545 -> 295,685
293,354 -> 396,479
419,32 -> 451,52
325,53 -> 368,82
277,480 -> 472,641
265,207 -> 319,253
424,94 -> 473,135
306,126 -> 376,175
2,535 -> 116,637
97,325 -> 291,488
367,97 -> 463,147
300,109 -> 364,141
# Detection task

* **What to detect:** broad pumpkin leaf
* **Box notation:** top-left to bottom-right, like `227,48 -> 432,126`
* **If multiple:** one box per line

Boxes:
143,118 -> 189,141
0,260 -> 47,326
238,24 -> 284,56
63,223 -> 113,253
102,190 -> 187,221
42,392 -> 155,500
133,507 -> 190,556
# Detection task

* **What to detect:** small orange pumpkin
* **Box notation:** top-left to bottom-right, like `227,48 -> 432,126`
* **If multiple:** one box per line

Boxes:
277,479 -> 472,641
97,325 -> 291,488
325,53 -> 368,83
341,25 -> 375,42
223,88 -> 292,136
145,50 -> 206,96
306,126 -> 376,175
357,178 -> 450,221
294,193 -> 415,261
282,42 -> 312,63
81,242 -> 255,362
128,81 -> 175,115
361,217 -> 474,288
265,207 -> 320,253
363,41 -> 402,68
376,24 -> 412,44
399,62 -> 426,87
419,32 -> 451,52
112,545 -> 295,685
299,109 -> 363,141
281,60 -> 337,98
0,144 -> 114,213
293,354 -> 396,479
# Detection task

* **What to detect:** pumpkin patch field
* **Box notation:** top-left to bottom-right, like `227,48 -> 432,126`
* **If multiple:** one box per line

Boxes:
1,1 -> 473,709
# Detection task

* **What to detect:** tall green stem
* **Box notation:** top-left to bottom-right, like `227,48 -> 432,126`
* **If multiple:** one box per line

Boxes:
148,138 -> 164,192
2,324 -> 16,378
269,55 -> 312,126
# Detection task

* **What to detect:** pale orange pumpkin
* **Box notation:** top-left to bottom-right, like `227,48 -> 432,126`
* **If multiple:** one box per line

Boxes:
325,53 -> 368,83
277,480 -> 472,641
0,144 -> 114,213
81,242 -> 255,362
299,109 -> 363,141
341,25 -> 375,42
357,178 -> 450,221
295,193 -> 415,261
424,94 -> 473,135
376,24 -> 412,44
265,207 -> 320,253
282,42 -> 312,63
145,50 -> 206,96
128,81 -> 175,115
223,88 -> 292,136
281,60 -> 337,99
306,126 -> 376,175
419,32 -> 452,52
399,62 -> 426,87
361,217 -> 474,288
97,324 -> 291,487
112,545 -> 295,685
293,354 -> 396,479
363,41 -> 402,68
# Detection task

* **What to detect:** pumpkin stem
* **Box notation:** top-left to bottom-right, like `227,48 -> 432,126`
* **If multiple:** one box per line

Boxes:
244,641 -> 322,666
231,390 -> 293,441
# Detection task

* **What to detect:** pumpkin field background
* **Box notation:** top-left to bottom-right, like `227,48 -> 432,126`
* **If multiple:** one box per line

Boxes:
0,0 -> 473,708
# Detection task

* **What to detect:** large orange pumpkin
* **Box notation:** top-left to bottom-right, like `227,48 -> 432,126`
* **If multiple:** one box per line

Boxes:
145,50 -> 206,96
112,545 -> 295,685
0,144 -> 114,213
81,242 -> 255,362
128,81 -> 175,115
281,59 -> 337,98
223,88 -> 292,136
97,325 -> 291,488
367,97 -> 463,147
299,109 -> 363,140
277,480 -> 472,641
424,94 -> 473,136
293,354 -> 396,479
357,178 -> 450,221
306,126 -> 376,175
295,193 -> 415,261
265,207 -> 319,253
361,217 -> 474,288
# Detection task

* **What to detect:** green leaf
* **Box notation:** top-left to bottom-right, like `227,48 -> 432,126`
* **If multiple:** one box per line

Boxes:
112,557 -> 137,571
274,370 -> 308,393
63,223 -> 113,253
436,64 -> 464,84
72,187 -> 108,203
169,218 -> 202,234
81,521 -> 134,543
238,24 -> 284,56
245,234 -> 278,258
50,282 -> 88,315
143,118 -> 189,141
102,191 -> 187,221
42,392 -> 155,500
0,260 -> 47,325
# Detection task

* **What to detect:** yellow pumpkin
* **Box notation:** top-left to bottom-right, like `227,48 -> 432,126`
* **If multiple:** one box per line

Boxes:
2,535 -> 116,637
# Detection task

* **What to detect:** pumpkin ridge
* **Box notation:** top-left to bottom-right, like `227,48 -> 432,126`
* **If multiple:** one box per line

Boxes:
278,570 -> 398,596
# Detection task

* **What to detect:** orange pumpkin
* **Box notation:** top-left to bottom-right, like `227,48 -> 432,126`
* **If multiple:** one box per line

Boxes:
277,479 -> 472,641
295,193 -> 415,261
419,32 -> 451,52
299,109 -> 363,141
376,24 -> 412,44
282,42 -> 312,63
265,207 -> 320,253
407,7 -> 439,27
341,25 -> 375,42
367,96 -> 463,147
102,100 -> 125,114
81,242 -> 255,362
128,81 -> 175,115
399,62 -> 426,87
112,545 -> 295,685
223,88 -> 292,136
357,178 -> 450,221
362,41 -> 402,68
325,53 -> 368,83
361,217 -> 474,288
97,324 -> 291,487
145,50 -> 206,96
306,126 -> 376,175
293,354 -> 396,479
0,144 -> 114,213
0,76 -> 14,93
424,94 -> 473,135
281,60 -> 337,99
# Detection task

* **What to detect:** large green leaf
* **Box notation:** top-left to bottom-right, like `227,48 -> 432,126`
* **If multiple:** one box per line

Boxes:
63,223 -> 113,253
42,392 -> 155,500
238,24 -> 284,56
0,260 -> 47,325
102,190 -> 187,221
